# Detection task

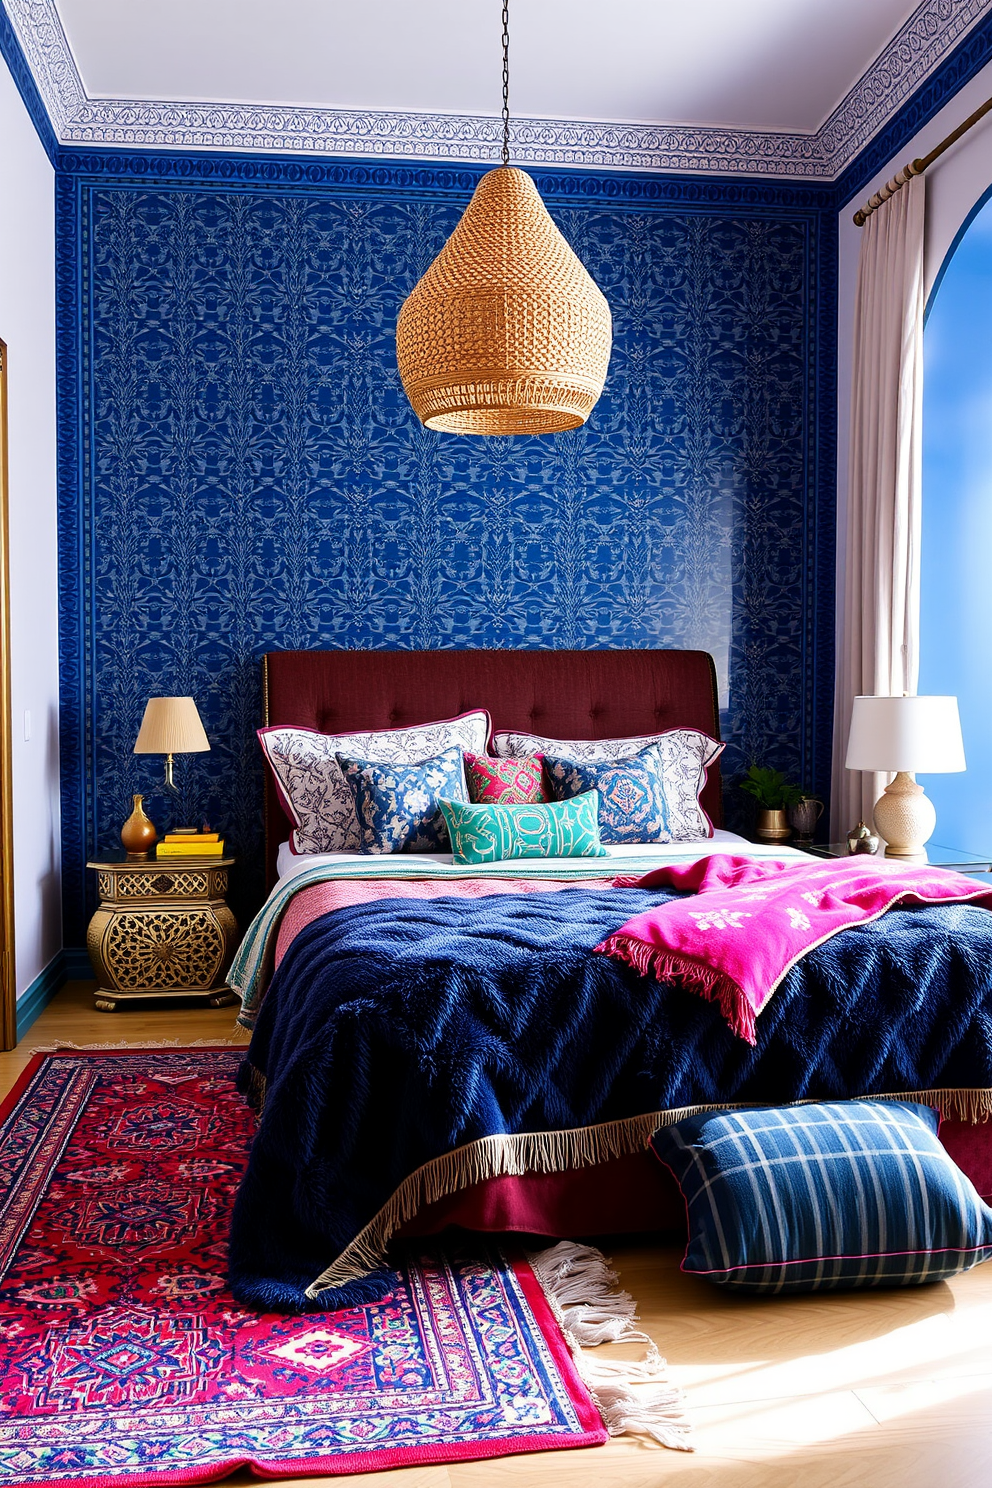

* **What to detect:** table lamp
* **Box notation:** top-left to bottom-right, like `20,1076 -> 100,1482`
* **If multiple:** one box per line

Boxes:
133,696 -> 210,793
845,695 -> 965,859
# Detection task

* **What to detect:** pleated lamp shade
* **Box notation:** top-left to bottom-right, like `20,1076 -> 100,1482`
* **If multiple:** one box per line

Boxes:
396,167 -> 612,434
133,697 -> 210,755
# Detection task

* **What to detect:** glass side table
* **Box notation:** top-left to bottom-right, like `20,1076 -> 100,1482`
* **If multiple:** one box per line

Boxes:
804,842 -> 992,875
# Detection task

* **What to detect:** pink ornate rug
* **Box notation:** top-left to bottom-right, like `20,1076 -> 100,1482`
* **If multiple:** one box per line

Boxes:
0,1047 -> 616,1486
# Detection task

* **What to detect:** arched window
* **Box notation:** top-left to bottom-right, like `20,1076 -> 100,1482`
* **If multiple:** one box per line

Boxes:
919,190 -> 992,853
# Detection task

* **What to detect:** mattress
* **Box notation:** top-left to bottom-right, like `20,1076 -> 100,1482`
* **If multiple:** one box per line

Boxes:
274,826 -> 755,885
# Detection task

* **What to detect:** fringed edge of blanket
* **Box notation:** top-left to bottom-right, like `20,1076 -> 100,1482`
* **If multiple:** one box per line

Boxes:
594,933 -> 756,1043
303,1086 -> 992,1299
529,1240 -> 693,1452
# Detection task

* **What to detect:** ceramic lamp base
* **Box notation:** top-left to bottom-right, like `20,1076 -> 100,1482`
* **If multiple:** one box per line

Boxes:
872,772 -> 936,860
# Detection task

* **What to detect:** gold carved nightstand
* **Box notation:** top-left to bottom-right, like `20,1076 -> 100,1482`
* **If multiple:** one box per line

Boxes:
85,858 -> 239,1012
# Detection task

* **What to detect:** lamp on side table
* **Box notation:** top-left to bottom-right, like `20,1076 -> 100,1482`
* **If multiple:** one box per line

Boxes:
845,695 -> 966,860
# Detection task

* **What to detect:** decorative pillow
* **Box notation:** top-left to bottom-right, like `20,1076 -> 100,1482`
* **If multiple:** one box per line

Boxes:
493,728 -> 723,841
652,1101 -> 992,1293
258,710 -> 489,854
336,746 -> 468,854
544,745 -> 672,844
439,792 -> 607,866
464,751 -> 546,805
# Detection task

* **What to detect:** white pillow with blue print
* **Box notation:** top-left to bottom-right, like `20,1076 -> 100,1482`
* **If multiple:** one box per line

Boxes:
544,744 -> 674,844
336,745 -> 468,854
495,726 -> 722,841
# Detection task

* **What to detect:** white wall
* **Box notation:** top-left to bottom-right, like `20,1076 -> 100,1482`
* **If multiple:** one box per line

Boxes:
835,58 -> 992,822
0,59 -> 61,997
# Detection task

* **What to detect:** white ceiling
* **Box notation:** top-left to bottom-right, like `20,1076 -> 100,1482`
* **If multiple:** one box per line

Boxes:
56,0 -> 918,135
7,0 -> 987,175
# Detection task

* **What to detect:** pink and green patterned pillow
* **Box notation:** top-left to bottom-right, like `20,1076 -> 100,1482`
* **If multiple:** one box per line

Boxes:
464,751 -> 546,805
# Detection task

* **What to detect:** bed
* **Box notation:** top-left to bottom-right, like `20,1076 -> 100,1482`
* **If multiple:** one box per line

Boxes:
228,647 -> 992,1312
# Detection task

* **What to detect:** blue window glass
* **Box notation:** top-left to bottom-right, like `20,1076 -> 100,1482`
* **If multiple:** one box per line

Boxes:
919,193 -> 992,854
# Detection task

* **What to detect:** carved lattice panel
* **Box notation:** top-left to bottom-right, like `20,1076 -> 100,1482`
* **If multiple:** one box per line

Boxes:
116,871 -> 210,898
103,911 -> 225,989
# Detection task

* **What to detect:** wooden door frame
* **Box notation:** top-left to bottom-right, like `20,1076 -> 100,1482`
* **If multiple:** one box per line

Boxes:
0,341 -> 15,1050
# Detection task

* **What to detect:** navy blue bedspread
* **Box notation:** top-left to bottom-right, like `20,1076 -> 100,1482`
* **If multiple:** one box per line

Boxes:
229,886 -> 992,1311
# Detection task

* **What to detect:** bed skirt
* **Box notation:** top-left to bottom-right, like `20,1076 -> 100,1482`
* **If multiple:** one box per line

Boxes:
398,1118 -> 992,1243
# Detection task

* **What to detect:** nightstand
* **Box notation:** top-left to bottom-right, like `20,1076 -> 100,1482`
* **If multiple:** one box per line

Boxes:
804,843 -> 992,876
85,857 -> 239,1012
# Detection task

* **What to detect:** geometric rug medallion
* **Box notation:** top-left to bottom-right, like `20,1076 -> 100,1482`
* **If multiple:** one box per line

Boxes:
0,1049 -> 607,1485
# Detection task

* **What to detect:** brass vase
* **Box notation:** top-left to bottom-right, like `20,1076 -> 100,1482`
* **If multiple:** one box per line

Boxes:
755,808 -> 791,843
121,794 -> 157,859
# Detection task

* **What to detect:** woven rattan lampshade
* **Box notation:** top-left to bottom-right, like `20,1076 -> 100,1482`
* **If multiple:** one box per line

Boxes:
396,167 -> 612,434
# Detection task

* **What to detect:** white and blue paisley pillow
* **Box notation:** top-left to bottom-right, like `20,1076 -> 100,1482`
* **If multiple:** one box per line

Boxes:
258,711 -> 489,854
336,745 -> 469,853
544,745 -> 674,844
495,727 -> 723,842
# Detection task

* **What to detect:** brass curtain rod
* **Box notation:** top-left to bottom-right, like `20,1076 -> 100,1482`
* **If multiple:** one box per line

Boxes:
853,92 -> 992,226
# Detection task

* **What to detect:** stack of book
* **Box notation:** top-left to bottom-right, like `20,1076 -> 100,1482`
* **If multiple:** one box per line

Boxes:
156,831 -> 225,859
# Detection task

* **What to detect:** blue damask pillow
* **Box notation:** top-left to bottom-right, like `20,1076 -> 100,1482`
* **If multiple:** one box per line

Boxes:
652,1101 -> 992,1292
544,745 -> 673,843
336,746 -> 468,853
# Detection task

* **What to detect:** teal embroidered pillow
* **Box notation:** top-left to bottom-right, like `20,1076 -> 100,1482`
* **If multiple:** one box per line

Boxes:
439,791 -> 607,866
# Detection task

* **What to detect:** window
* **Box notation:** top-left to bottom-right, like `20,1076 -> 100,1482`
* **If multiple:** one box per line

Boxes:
919,192 -> 992,854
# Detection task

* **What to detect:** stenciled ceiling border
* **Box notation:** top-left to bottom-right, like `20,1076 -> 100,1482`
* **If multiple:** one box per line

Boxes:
3,0 -> 991,178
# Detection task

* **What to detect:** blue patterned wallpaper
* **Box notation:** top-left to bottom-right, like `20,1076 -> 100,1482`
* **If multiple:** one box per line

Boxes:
57,160 -> 835,937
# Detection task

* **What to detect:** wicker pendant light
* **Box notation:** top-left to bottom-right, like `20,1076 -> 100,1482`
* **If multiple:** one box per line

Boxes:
396,4 -> 612,435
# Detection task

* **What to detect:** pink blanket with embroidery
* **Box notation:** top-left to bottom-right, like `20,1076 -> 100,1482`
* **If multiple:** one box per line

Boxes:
595,854 -> 992,1044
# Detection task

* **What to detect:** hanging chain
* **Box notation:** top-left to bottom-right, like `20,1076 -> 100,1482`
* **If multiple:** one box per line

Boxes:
501,0 -> 510,166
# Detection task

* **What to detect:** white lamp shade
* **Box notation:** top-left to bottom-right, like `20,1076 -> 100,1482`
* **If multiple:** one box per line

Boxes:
845,695 -> 965,774
133,697 -> 210,755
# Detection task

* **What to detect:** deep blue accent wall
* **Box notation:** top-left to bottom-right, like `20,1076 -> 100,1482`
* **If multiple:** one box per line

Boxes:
56,156 -> 836,938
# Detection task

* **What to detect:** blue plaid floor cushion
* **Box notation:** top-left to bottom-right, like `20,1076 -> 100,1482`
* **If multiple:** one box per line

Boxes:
651,1101 -> 992,1293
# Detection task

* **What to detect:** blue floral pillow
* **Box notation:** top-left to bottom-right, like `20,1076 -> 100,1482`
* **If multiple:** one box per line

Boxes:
544,744 -> 673,843
336,746 -> 468,853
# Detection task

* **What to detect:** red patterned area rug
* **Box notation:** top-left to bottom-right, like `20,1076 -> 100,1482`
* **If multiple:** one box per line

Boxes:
0,1048 -> 611,1487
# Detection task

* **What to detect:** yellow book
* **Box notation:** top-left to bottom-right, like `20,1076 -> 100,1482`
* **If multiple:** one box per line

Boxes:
156,841 -> 225,858
164,832 -> 221,843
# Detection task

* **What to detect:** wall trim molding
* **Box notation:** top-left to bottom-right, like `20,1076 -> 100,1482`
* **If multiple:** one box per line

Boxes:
3,0 -> 991,180
58,149 -> 839,211
14,948 -> 79,1041
837,6 -> 992,205
0,0 -> 56,163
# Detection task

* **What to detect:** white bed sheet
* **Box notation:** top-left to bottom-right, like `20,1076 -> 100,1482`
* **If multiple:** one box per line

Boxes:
275,827 -> 754,889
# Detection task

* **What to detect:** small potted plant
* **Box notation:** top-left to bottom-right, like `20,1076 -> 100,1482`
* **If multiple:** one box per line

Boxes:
738,765 -> 804,842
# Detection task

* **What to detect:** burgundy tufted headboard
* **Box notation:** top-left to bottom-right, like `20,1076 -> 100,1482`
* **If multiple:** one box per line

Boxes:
261,648 -> 723,888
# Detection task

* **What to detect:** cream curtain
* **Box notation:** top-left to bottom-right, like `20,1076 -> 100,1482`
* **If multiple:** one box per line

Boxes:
831,174 -> 926,839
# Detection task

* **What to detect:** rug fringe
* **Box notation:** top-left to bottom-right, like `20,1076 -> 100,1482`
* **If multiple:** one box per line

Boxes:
303,1085 -> 992,1297
29,1038 -> 250,1053
529,1240 -> 693,1452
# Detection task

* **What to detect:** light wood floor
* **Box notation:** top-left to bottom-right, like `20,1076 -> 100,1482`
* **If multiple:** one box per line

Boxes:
5,981 -> 992,1488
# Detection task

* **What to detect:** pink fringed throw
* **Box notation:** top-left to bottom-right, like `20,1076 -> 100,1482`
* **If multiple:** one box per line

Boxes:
595,854 -> 992,1044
